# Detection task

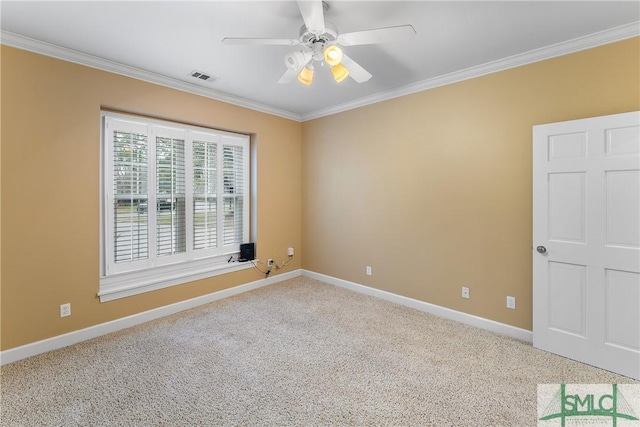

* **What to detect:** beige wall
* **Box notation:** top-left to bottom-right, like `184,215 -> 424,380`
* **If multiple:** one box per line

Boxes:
1,46 -> 302,350
301,37 -> 640,331
1,37 -> 638,351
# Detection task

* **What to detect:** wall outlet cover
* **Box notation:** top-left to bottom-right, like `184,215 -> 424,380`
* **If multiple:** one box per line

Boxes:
60,303 -> 71,317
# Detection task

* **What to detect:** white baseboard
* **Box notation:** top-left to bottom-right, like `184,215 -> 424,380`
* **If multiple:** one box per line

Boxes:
1,268 -> 531,365
0,269 -> 302,366
302,270 -> 533,343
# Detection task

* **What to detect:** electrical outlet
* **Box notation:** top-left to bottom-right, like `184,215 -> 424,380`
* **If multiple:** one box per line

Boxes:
366,266 -> 372,276
267,259 -> 274,267
507,296 -> 516,310
60,303 -> 71,318
287,247 -> 294,256
462,286 -> 470,299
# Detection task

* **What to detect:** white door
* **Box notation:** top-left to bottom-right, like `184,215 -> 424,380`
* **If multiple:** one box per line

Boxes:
533,111 -> 640,380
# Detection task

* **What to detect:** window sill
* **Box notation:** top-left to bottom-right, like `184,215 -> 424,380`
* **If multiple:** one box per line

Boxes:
98,254 -> 254,302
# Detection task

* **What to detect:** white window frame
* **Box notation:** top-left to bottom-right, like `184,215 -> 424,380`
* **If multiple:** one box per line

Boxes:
99,111 -> 252,302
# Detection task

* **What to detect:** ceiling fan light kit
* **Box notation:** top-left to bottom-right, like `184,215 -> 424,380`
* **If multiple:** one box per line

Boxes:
297,66 -> 314,86
284,51 -> 311,71
222,0 -> 416,87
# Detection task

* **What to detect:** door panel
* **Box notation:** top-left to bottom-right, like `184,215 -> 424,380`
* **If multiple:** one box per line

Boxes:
548,132 -> 587,160
533,111 -> 640,380
548,262 -> 587,336
606,170 -> 640,248
606,126 -> 640,157
548,173 -> 586,243
605,269 -> 640,351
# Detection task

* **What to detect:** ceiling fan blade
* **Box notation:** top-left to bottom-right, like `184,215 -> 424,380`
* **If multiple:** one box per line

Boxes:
337,25 -> 416,46
341,54 -> 372,83
222,37 -> 300,46
277,68 -> 301,84
297,0 -> 325,35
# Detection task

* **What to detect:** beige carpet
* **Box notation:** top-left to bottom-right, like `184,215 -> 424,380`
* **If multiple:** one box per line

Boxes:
1,276 -> 636,426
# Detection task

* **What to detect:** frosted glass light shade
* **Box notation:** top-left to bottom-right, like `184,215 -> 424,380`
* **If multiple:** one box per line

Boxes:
323,45 -> 343,66
297,66 -> 314,85
331,63 -> 349,83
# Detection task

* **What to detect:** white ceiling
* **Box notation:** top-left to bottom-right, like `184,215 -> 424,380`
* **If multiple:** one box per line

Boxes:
2,1 -> 639,120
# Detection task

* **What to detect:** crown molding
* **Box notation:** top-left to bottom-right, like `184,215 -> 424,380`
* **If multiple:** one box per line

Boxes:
0,31 -> 303,122
301,21 -> 640,121
3,21 -> 638,123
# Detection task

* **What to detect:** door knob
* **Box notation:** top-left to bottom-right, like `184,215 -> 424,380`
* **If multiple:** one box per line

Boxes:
536,245 -> 547,254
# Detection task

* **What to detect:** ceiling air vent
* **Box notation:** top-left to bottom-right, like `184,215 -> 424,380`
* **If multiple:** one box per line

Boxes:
189,70 -> 217,83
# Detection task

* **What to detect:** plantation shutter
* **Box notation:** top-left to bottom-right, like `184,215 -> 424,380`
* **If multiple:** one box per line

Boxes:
193,138 -> 218,251
156,129 -> 186,257
103,112 -> 249,281
222,144 -> 245,246
108,118 -> 150,268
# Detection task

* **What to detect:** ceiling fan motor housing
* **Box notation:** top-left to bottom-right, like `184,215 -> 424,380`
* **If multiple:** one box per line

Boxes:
299,22 -> 338,63
299,22 -> 337,45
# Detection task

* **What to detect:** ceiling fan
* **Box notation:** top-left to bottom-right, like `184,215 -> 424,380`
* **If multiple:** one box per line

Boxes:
222,0 -> 416,86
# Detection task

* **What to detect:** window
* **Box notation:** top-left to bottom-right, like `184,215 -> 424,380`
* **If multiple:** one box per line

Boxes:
100,112 -> 251,301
